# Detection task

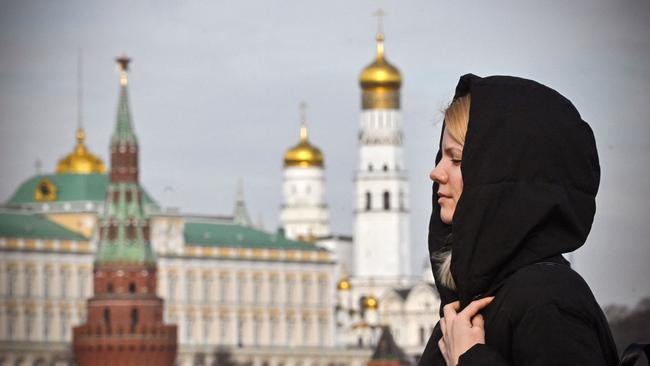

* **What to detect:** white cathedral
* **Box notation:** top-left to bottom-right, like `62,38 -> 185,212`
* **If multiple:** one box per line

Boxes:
0,27 -> 440,366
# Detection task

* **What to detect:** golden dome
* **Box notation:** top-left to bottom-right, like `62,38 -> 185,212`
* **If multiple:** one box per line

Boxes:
359,33 -> 402,91
362,295 -> 379,310
337,278 -> 351,291
56,128 -> 106,174
283,106 -> 324,168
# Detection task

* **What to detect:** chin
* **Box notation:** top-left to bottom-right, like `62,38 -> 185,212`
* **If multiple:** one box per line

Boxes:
440,211 -> 453,225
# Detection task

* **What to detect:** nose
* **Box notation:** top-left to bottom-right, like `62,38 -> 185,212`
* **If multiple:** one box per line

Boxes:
430,162 -> 447,184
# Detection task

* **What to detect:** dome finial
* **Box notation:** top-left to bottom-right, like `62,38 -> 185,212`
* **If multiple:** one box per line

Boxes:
373,8 -> 386,59
116,54 -> 131,86
299,101 -> 308,142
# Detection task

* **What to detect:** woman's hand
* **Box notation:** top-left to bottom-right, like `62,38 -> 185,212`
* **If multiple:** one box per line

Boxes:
438,297 -> 494,366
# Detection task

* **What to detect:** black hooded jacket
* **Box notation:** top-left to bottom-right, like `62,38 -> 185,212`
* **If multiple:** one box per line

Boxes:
418,74 -> 618,366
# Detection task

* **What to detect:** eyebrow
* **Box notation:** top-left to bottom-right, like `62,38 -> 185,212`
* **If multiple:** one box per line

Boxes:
444,147 -> 463,156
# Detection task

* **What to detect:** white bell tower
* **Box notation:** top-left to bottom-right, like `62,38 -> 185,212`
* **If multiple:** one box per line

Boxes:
353,18 -> 410,278
280,103 -> 330,241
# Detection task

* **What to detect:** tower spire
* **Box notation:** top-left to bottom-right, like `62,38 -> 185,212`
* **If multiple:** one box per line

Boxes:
233,178 -> 251,226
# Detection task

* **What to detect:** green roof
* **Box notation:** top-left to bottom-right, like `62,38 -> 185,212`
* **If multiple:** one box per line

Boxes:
5,173 -> 158,208
0,212 -> 87,240
185,222 -> 326,251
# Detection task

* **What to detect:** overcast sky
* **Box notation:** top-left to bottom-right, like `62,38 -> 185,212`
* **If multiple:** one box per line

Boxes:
1,0 -> 648,307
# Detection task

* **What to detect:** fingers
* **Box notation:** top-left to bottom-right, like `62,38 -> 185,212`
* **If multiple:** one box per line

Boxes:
443,301 -> 461,320
471,314 -> 484,329
460,297 -> 494,319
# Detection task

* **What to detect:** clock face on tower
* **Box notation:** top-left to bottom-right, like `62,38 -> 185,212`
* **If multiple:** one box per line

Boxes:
34,178 -> 57,201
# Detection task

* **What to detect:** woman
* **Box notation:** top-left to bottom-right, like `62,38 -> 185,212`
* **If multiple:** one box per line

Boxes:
419,74 -> 619,366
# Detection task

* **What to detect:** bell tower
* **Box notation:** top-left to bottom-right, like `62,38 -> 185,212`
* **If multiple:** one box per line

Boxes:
353,12 -> 410,278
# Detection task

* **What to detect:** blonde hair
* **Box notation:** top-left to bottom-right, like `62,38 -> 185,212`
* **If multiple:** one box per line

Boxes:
444,94 -> 471,144
434,94 -> 470,291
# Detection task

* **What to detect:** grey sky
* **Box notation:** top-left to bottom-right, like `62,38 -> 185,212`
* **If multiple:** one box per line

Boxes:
1,0 -> 648,307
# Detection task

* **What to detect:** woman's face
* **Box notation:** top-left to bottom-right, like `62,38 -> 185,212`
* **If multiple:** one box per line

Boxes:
430,127 -> 464,224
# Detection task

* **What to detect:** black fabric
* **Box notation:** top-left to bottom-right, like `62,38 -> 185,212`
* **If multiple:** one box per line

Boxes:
419,74 -> 618,365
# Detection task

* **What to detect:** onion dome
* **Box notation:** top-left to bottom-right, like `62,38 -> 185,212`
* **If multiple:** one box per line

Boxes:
362,295 -> 379,310
283,103 -> 324,168
56,128 -> 106,174
337,277 -> 351,291
359,32 -> 402,92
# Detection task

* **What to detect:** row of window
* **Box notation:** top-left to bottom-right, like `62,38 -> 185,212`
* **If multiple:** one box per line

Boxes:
166,275 -> 329,305
3,265 -> 89,299
364,191 -> 405,211
367,163 -> 400,172
4,308 -> 81,341
172,312 -> 329,347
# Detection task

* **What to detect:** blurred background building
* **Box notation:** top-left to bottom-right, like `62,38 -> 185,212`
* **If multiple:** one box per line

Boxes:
0,21 -> 439,366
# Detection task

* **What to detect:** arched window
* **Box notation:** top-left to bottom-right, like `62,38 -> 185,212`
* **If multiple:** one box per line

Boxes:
107,282 -> 114,293
399,190 -> 405,211
365,192 -> 372,211
130,308 -> 139,332
103,308 -> 111,326
382,164 -> 388,172
128,282 -> 136,294
383,191 -> 391,210
368,164 -> 373,172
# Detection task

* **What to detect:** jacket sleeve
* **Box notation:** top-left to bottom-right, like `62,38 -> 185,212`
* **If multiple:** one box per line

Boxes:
458,303 -> 609,366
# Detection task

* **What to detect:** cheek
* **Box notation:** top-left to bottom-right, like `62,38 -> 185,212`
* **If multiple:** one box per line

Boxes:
451,170 -> 464,197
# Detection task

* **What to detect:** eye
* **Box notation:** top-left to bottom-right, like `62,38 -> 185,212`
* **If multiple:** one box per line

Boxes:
451,159 -> 462,165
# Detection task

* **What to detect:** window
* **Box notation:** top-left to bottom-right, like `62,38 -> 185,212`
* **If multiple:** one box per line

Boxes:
168,276 -> 176,301
318,318 -> 326,346
203,316 -> 211,342
128,282 -> 136,294
286,278 -> 295,305
26,312 -> 33,339
420,326 -> 426,345
107,282 -> 114,293
365,192 -> 372,211
78,270 -> 86,298
382,164 -> 388,172
302,278 -> 310,304
43,311 -> 50,339
61,311 -> 68,338
103,308 -> 111,326
186,314 -> 193,341
269,276 -> 278,305
220,315 -> 229,343
43,268 -> 51,298
203,276 -> 212,303
253,277 -> 261,304
302,318 -> 310,345
130,308 -> 139,332
8,267 -> 16,297
399,190 -> 405,211
287,316 -> 295,345
318,277 -> 327,304
368,164 -> 373,172
25,267 -> 34,298
60,269 -> 69,298
7,310 -> 15,340
383,191 -> 391,210
187,272 -> 194,304
220,276 -> 229,304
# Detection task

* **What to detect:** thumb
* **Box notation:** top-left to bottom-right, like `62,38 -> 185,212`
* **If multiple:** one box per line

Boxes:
471,314 -> 485,329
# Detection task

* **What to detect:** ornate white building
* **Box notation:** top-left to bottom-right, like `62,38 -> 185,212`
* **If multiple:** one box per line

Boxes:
280,103 -> 330,242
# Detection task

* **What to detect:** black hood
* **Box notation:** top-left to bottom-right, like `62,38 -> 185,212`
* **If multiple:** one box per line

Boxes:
428,74 -> 600,308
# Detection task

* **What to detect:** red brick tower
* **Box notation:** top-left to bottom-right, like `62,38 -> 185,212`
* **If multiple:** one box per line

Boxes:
73,56 -> 177,366
367,326 -> 411,366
